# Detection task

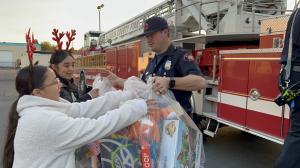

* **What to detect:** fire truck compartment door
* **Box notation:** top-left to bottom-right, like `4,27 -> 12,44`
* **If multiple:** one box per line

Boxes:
246,53 -> 284,138
218,56 -> 249,127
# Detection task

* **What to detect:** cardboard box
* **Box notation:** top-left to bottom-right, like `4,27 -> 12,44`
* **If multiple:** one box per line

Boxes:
158,120 -> 202,168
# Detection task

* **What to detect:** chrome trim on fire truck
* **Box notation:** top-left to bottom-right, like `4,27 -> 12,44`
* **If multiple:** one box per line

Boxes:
202,112 -> 218,120
206,79 -> 218,85
223,57 -> 280,60
205,95 -> 218,102
220,48 -> 282,54
249,88 -> 261,101
220,90 -> 248,97
217,118 -> 284,144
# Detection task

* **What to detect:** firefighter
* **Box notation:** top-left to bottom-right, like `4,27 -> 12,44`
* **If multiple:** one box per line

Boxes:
108,16 -> 207,117
107,16 -> 207,167
275,7 -> 300,168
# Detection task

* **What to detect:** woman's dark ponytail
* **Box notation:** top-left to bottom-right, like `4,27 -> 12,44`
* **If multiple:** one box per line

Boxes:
3,99 -> 19,168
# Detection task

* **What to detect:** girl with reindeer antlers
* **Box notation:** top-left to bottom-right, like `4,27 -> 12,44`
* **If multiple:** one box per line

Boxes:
49,29 -> 99,103
2,29 -> 156,168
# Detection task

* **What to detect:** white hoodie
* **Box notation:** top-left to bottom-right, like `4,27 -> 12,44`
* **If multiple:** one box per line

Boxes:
13,91 -> 147,168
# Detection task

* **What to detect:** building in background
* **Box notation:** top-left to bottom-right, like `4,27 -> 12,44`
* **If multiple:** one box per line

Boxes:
0,42 -> 41,68
0,42 -> 52,68
19,52 -> 51,68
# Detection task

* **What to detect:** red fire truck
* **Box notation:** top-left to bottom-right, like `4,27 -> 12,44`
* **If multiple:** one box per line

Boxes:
75,0 -> 291,144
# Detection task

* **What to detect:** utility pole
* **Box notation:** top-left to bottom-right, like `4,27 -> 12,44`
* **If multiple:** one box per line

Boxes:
97,4 -> 104,32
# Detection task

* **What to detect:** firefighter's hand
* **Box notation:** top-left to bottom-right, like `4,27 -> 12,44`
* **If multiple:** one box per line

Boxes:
152,76 -> 169,95
105,70 -> 125,88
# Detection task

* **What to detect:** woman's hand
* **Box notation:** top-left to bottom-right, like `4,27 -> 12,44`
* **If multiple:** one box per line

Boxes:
105,70 -> 125,88
89,88 -> 99,98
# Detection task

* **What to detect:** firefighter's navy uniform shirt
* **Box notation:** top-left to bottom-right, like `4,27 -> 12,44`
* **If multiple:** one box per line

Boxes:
281,8 -> 300,65
141,44 -> 202,114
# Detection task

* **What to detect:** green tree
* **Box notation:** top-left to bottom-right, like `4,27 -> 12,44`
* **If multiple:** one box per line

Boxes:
40,41 -> 55,51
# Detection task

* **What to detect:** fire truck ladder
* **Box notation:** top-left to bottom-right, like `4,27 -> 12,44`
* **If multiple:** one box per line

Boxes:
192,78 -> 220,138
190,54 -> 220,137
203,54 -> 220,137
98,0 -> 286,47
98,1 -> 175,47
204,117 -> 220,137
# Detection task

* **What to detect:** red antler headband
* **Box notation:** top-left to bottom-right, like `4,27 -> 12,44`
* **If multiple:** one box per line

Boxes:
52,29 -> 64,50
25,28 -> 37,67
52,28 -> 76,51
25,28 -> 38,92
66,29 -> 76,51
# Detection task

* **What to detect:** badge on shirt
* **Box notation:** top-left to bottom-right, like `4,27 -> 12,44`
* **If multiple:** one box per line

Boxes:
184,53 -> 195,61
145,75 -> 150,83
144,71 -> 150,82
164,60 -> 172,70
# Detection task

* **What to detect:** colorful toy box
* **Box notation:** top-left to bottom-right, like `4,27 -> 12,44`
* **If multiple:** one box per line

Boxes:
158,120 -> 202,168
75,93 -> 204,168
98,119 -> 202,168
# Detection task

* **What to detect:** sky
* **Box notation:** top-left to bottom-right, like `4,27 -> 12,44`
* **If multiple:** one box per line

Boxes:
0,0 -> 298,49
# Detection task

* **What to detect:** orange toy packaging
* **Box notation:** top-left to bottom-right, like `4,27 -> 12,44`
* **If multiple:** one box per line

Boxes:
75,92 -> 204,168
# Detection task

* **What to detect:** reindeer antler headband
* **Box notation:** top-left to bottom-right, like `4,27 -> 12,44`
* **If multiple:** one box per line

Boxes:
25,28 -> 38,92
52,28 -> 76,51
25,28 -> 37,68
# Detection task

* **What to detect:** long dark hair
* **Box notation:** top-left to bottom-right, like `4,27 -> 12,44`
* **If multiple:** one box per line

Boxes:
50,50 -> 74,65
2,65 -> 48,168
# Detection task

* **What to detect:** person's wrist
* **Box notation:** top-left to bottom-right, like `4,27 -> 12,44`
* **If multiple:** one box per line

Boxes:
117,78 -> 125,88
168,77 -> 175,89
88,89 -> 98,98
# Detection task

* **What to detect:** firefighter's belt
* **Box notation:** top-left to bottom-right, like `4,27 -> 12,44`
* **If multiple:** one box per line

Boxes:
293,65 -> 300,72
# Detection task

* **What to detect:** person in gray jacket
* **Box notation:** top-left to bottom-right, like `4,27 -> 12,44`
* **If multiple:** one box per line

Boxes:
50,50 -> 99,102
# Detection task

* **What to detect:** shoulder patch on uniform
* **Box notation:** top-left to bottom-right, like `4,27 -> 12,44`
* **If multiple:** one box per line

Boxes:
184,53 -> 195,61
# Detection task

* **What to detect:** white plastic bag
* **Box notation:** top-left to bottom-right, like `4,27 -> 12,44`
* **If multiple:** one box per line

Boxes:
124,76 -> 148,98
92,74 -> 116,96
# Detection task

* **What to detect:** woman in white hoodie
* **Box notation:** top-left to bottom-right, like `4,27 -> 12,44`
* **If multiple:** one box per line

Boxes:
2,65 -> 151,168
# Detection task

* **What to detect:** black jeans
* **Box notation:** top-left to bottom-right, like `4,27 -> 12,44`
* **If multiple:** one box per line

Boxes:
275,71 -> 300,168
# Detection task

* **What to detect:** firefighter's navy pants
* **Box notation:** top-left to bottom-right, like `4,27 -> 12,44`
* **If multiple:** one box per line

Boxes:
275,71 -> 300,168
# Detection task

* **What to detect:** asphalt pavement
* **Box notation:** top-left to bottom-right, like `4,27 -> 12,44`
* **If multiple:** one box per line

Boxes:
0,69 -> 18,168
